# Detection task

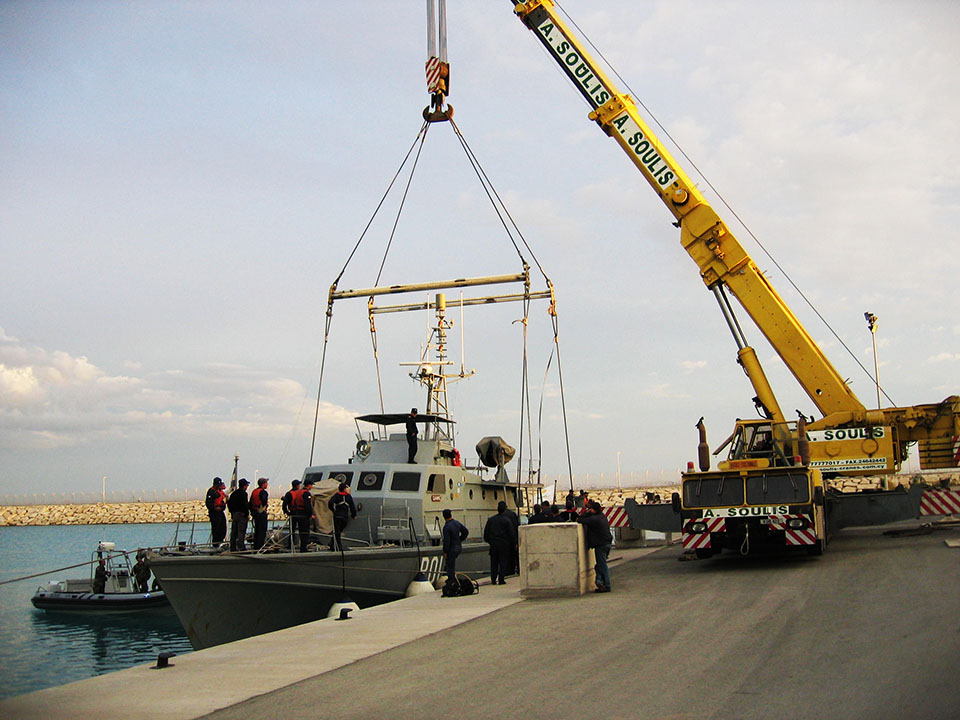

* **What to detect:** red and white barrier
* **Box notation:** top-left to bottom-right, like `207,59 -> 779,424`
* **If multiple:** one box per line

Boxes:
602,506 -> 629,528
920,490 -> 960,516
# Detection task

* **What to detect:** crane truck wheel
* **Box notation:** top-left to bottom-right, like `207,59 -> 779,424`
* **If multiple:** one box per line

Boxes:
806,539 -> 825,556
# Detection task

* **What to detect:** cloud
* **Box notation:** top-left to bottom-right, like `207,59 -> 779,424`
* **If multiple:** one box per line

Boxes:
0,334 -> 352,450
641,383 -> 689,400
927,352 -> 959,364
681,360 -> 707,372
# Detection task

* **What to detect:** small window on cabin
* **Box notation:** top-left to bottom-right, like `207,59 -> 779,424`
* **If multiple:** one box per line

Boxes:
482,489 -> 486,500
428,474 -> 445,493
356,472 -> 385,492
330,471 -> 354,486
469,489 -> 474,499
391,472 -> 421,492
303,472 -> 324,485
494,490 -> 499,500
449,478 -> 453,489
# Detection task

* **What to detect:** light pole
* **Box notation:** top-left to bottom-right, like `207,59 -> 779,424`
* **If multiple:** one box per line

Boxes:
616,451 -> 622,489
864,312 -> 881,409
102,476 -> 107,503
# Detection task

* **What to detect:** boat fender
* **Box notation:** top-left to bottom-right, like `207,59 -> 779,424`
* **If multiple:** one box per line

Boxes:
406,571 -> 436,598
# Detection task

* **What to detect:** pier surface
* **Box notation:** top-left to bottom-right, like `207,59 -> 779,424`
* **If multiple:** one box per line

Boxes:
3,525 -> 959,720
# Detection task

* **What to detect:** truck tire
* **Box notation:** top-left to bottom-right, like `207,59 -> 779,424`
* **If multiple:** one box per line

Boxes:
806,539 -> 825,556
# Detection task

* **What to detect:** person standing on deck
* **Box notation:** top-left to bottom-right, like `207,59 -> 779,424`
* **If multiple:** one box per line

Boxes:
483,501 -> 517,585
205,477 -> 228,545
328,482 -> 357,551
441,508 -> 469,585
250,478 -> 269,550
282,478 -> 301,548
228,478 -> 250,551
291,478 -> 316,552
406,408 -> 419,463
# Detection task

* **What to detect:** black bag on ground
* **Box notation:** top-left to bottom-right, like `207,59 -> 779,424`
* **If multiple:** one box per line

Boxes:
440,573 -> 478,598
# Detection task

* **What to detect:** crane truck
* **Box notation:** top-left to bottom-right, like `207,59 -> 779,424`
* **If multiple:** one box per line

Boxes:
510,0 -> 960,556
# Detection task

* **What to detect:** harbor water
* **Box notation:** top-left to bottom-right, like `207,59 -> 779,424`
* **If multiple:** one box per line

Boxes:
0,523 -> 197,699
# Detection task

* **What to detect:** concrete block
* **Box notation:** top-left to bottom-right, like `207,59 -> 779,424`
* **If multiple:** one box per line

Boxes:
519,523 -> 594,598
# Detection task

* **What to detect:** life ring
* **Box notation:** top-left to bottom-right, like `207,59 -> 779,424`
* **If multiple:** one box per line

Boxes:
356,440 -> 371,458
452,448 -> 461,467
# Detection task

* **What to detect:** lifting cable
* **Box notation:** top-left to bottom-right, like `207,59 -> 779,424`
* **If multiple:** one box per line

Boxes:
556,1 -> 892,406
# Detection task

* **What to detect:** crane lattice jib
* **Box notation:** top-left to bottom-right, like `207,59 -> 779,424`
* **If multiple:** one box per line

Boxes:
512,0 -> 865,420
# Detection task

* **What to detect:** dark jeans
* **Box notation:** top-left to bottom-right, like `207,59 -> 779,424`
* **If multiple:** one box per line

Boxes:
407,437 -> 417,463
593,543 -> 612,590
210,511 -> 227,544
230,512 -> 248,551
295,515 -> 312,552
445,548 -> 460,582
252,511 -> 267,550
489,542 -> 510,584
331,515 -> 348,551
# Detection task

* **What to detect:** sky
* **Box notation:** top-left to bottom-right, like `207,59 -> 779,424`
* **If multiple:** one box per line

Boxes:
2,0 -> 958,498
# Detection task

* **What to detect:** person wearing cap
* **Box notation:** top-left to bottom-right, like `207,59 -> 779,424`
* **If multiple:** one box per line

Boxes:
441,508 -> 469,587
406,408 -> 419,463
290,478 -> 316,552
205,477 -> 228,545
282,479 -> 301,549
228,478 -> 251,551
249,478 -> 269,550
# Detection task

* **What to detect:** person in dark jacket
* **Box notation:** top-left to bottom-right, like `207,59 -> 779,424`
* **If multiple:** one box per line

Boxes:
93,559 -> 109,594
483,501 -> 517,585
227,478 -> 250,551
528,502 -> 552,524
558,497 -> 579,522
327,483 -> 357,551
406,408 -> 419,463
578,500 -> 613,592
205,477 -> 228,545
249,478 -> 269,550
441,508 -> 469,584
502,504 -> 521,575
132,551 -> 151,592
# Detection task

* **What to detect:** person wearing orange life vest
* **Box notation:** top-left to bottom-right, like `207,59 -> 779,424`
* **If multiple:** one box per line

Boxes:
205,477 -> 228,545
290,478 -> 316,552
249,478 -> 269,550
327,483 -> 357,551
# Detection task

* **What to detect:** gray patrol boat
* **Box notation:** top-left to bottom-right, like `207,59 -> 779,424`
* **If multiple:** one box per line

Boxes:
149,274 -> 552,649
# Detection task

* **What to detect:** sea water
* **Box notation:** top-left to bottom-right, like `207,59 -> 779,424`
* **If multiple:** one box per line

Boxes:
0,523 -> 198,700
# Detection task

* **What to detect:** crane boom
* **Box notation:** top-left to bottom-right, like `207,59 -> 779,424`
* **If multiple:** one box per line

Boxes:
512,0 -> 861,421
512,0 -> 959,473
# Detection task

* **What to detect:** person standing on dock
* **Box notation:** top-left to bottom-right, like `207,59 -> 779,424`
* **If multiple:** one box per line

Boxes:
503,503 -> 520,575
441,508 -> 469,585
578,501 -> 613,593
406,408 -> 419,463
483,501 -> 516,585
328,482 -> 357,551
250,478 -> 269,550
205,477 -> 228,546
228,478 -> 250,551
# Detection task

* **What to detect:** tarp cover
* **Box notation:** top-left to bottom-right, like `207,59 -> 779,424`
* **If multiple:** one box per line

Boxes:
475,436 -> 516,469
308,478 -> 340,534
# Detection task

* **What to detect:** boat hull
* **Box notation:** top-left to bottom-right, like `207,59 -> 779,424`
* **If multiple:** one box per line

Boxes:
149,543 -> 491,649
31,589 -> 170,614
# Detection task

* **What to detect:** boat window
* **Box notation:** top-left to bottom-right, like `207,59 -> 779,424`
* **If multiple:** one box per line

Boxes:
330,471 -> 354,486
391,472 -> 421,492
482,489 -> 486,500
428,474 -> 445,493
469,489 -> 474,499
303,471 -> 324,485
448,478 -> 453,489
355,472 -> 385,492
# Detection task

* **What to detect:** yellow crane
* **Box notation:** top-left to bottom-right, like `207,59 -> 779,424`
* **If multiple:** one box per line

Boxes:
510,0 -> 959,555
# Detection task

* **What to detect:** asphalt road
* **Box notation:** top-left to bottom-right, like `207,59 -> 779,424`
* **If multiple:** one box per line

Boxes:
205,525 -> 960,720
